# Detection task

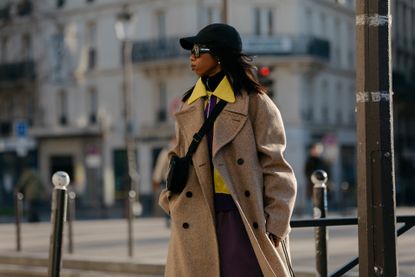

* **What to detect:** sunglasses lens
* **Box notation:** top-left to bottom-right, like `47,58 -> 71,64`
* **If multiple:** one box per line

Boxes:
191,45 -> 210,58
191,45 -> 200,58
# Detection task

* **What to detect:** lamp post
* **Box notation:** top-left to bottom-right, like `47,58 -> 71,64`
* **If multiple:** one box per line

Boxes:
115,6 -> 140,257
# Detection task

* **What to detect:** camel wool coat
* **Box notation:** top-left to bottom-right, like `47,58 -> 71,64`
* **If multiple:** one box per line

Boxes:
159,90 -> 297,277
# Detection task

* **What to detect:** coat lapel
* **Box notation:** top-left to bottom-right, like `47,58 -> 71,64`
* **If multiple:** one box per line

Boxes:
174,99 -> 215,218
212,93 -> 249,160
173,93 -> 249,218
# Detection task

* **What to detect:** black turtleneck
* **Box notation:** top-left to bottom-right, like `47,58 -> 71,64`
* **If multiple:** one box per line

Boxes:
201,71 -> 225,92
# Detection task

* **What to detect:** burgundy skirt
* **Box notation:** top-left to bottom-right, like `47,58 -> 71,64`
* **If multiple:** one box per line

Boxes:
215,193 -> 263,277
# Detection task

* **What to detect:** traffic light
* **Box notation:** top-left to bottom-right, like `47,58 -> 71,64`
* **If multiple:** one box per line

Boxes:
257,66 -> 274,97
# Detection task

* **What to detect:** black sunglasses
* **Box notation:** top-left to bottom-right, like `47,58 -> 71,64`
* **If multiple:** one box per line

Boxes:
191,44 -> 211,58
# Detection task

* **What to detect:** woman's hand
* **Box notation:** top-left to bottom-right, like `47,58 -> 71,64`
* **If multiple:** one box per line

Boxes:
268,233 -> 281,248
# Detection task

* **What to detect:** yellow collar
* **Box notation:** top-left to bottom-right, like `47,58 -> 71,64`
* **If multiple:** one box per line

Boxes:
187,76 -> 236,104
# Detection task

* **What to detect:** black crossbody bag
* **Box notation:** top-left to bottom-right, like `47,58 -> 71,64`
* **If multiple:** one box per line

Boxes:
166,100 -> 227,194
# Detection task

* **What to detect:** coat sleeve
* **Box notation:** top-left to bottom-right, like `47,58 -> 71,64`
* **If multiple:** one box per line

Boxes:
158,123 -> 182,215
250,93 -> 297,239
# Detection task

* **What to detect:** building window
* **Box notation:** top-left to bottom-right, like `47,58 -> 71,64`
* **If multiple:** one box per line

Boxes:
253,7 -> 274,36
56,0 -> 65,8
86,21 -> 97,70
347,22 -> 355,69
156,10 -> 166,39
267,9 -> 273,36
87,87 -> 98,124
1,35 -> 9,63
335,19 -> 341,66
307,81 -> 315,122
305,8 -> 313,35
205,6 -> 221,24
156,82 -> 167,122
336,82 -> 343,124
349,85 -> 355,124
57,89 -> 68,125
17,0 -> 33,16
51,26 -> 65,83
321,80 -> 329,123
21,33 -> 32,60
320,13 -> 327,39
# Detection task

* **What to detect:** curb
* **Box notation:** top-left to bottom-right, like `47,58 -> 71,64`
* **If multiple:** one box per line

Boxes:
0,253 -> 164,276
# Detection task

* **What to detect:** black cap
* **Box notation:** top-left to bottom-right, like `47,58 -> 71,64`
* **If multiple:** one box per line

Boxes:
180,23 -> 242,52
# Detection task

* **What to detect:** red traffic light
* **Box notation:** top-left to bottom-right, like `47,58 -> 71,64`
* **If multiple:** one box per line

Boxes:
259,66 -> 270,77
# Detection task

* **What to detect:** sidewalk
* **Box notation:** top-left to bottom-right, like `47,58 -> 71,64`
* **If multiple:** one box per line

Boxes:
0,208 -> 414,276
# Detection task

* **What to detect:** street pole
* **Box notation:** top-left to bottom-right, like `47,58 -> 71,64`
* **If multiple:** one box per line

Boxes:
122,39 -> 139,195
356,1 -> 397,276
67,191 -> 76,254
116,6 -> 140,257
312,170 -> 328,277
15,192 -> 24,252
48,172 -> 69,277
122,39 -> 138,257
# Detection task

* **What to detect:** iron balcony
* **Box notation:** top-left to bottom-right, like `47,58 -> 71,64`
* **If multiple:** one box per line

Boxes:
0,60 -> 36,82
132,34 -> 330,62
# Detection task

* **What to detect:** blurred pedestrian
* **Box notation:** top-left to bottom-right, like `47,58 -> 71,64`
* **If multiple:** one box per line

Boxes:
152,136 -> 176,226
304,142 -> 330,215
16,167 -> 46,223
159,23 -> 297,277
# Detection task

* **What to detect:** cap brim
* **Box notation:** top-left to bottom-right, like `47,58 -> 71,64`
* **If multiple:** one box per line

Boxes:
179,36 -> 198,50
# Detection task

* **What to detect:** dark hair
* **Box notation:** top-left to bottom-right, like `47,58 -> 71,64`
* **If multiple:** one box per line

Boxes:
210,47 -> 266,96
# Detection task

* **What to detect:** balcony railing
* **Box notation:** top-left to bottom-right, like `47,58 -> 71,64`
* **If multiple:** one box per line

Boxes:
0,60 -> 35,82
132,34 -> 330,62
243,35 -> 330,60
132,37 -> 188,62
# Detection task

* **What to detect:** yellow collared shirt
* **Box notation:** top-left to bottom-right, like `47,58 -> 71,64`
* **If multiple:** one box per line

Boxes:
188,76 -> 235,194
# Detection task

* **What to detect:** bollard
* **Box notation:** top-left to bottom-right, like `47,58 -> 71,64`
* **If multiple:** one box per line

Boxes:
311,169 -> 328,277
48,171 -> 70,277
14,192 -> 24,252
67,191 -> 76,254
127,190 -> 136,257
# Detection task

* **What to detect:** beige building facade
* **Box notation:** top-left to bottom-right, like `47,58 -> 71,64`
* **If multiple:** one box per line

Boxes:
1,0 -> 359,215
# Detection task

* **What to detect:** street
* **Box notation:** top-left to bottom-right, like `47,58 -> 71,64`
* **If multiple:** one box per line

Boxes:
0,209 -> 414,276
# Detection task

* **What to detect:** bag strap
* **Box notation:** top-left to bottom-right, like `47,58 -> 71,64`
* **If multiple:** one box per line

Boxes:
185,100 -> 227,158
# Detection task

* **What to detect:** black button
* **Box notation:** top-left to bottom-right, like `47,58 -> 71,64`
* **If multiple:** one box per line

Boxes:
168,195 -> 172,201
237,158 -> 244,165
186,191 -> 193,198
182,222 -> 189,229
253,222 -> 259,229
245,190 -> 250,197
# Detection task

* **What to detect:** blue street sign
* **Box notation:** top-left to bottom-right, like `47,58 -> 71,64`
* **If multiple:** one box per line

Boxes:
15,120 -> 28,137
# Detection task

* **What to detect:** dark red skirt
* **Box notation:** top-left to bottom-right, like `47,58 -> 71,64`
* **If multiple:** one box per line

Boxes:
215,193 -> 263,277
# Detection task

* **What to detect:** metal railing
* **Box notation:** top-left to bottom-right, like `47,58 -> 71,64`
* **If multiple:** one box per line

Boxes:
13,169 -> 414,277
291,170 -> 415,277
291,216 -> 415,277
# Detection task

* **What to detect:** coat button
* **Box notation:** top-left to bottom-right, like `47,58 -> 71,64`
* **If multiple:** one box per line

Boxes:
182,222 -> 189,229
245,190 -> 250,197
253,222 -> 259,229
237,158 -> 244,165
168,195 -> 172,201
186,191 -> 193,198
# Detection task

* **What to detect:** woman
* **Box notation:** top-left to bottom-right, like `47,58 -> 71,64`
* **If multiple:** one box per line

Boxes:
159,23 -> 297,277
